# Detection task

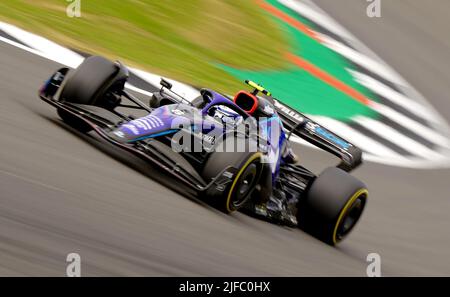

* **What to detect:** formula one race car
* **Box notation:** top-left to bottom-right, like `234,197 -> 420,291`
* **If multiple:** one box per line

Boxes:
39,56 -> 368,245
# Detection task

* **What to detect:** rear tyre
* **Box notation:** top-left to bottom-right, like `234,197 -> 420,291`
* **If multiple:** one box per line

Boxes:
202,136 -> 263,213
297,167 -> 368,245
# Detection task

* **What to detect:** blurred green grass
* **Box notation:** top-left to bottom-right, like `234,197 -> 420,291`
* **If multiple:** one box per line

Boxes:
0,0 -> 288,93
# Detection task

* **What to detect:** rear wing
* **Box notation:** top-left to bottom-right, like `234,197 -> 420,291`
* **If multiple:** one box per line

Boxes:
274,100 -> 363,172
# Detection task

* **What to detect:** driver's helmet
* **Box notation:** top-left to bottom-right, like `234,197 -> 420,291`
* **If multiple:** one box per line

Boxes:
233,91 -> 259,115
233,90 -> 275,118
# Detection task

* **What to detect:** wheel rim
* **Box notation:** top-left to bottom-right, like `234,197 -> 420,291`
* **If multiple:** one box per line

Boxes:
335,192 -> 367,243
232,163 -> 259,209
225,152 -> 263,213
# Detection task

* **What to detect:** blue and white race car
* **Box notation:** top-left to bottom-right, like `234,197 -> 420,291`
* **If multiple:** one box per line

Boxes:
39,56 -> 368,245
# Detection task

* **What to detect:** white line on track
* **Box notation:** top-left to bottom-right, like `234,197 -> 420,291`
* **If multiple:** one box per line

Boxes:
368,102 -> 450,148
0,36 -> 65,66
0,21 -> 84,68
125,83 -> 155,97
0,22 -> 198,100
354,116 -> 446,160
1,21 -> 450,168
317,33 -> 409,89
349,69 -> 439,123
283,0 -> 408,87
130,68 -> 199,101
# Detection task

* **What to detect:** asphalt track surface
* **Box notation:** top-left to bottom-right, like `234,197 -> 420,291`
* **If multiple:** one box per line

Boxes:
0,1 -> 450,276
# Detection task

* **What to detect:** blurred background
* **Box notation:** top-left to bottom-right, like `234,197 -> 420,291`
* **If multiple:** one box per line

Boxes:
0,0 -> 450,276
1,0 -> 289,92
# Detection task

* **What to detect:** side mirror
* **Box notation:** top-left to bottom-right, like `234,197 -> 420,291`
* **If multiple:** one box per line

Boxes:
160,78 -> 173,90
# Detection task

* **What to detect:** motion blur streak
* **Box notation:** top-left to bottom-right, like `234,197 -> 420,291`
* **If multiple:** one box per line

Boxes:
0,0 -> 449,276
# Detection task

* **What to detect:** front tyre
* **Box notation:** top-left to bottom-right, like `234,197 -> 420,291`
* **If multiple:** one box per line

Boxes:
298,167 -> 368,245
59,55 -> 128,107
57,56 -> 128,132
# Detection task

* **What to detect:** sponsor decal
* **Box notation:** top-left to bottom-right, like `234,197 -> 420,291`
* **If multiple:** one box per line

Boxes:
113,131 -> 125,138
214,172 -> 234,192
202,134 -> 215,145
172,109 -> 185,116
222,171 -> 234,179
263,104 -> 275,115
304,121 -> 351,150
121,124 -> 139,135
274,100 -> 305,123
315,126 -> 351,150
121,115 -> 164,135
